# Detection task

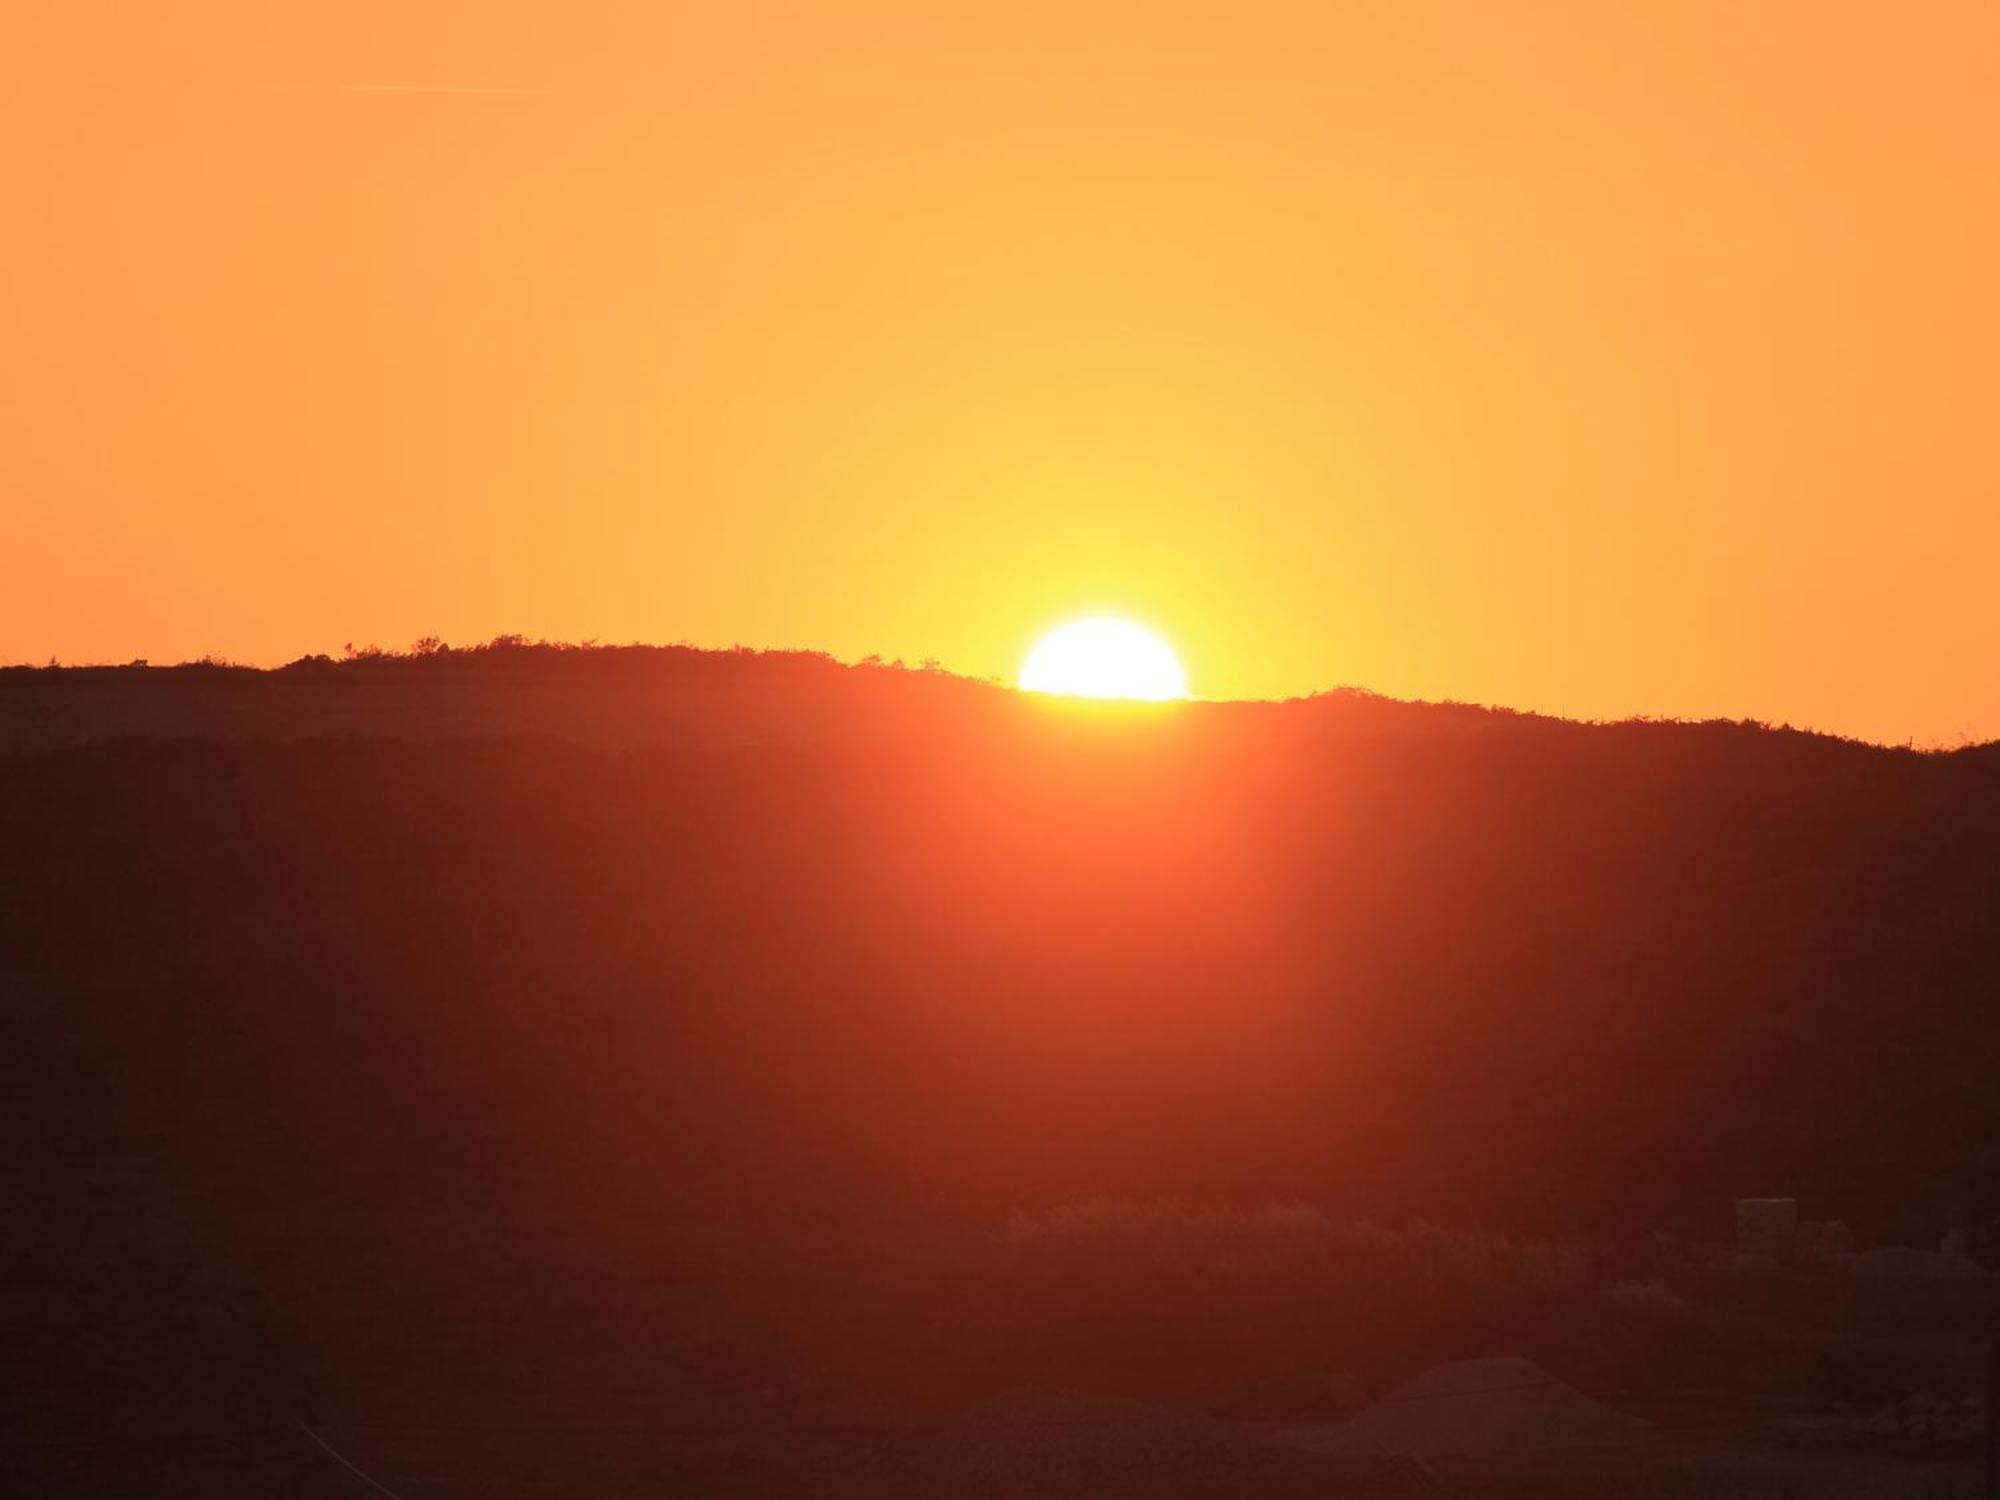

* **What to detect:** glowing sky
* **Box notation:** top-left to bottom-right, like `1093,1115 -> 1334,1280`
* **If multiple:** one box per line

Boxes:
5,3 -> 1997,743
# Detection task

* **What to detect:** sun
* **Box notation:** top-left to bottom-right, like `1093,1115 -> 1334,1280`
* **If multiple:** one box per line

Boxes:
1019,617 -> 1189,701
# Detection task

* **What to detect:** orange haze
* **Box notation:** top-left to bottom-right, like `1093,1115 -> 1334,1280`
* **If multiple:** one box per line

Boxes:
5,2 -> 1997,745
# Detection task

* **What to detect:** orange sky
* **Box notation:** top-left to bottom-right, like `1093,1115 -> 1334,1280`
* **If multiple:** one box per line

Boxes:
5,2 -> 1997,744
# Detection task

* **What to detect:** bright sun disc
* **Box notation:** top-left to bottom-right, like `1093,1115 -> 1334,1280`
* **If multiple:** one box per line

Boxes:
1019,618 -> 1188,701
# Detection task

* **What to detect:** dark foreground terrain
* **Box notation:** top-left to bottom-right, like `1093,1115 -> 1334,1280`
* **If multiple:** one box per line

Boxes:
3,644 -> 1997,1495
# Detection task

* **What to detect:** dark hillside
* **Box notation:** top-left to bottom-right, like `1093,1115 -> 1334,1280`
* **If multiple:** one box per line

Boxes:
2,639 -> 1528,752
7,649 -> 1998,1237
3,647 -> 1996,1494
0,642 -> 1011,752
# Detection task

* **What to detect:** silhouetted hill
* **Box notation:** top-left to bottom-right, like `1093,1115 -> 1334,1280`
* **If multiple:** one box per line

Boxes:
4,644 -> 1997,1493
1,638 -> 1548,751
5,643 -> 1995,1243
0,641 -> 1010,751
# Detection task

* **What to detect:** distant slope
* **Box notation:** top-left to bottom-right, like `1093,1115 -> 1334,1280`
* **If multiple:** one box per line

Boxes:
7,645 -> 2000,1499
0,643 -> 1014,751
5,641 -> 1998,1251
0,639 -> 1867,753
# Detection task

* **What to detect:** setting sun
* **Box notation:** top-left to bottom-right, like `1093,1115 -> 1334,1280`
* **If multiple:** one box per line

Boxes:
1019,618 -> 1189,701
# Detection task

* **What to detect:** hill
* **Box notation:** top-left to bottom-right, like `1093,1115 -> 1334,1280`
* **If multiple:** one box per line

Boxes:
4,644 -> 1997,1494
1,637 -> 1534,751
7,643 -> 1998,1236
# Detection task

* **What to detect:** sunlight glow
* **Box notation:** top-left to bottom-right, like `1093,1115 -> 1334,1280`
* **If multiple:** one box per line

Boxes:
1018,618 -> 1189,701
